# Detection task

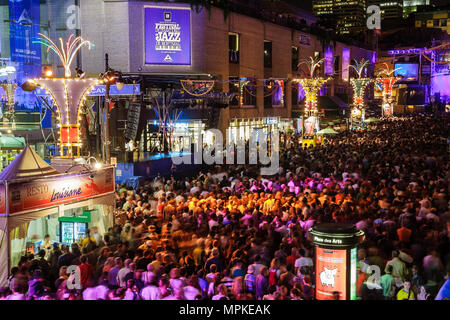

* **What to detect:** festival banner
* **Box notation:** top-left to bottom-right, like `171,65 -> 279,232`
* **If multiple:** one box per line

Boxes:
8,0 -> 41,79
7,167 -> 115,215
315,247 -> 348,300
144,6 -> 191,65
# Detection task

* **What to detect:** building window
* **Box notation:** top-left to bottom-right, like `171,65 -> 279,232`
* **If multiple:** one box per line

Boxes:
243,87 -> 256,106
433,19 -> 439,27
292,46 -> 299,72
334,55 -> 340,75
441,19 -> 447,27
229,33 -> 240,64
229,76 -> 240,107
264,41 -> 272,68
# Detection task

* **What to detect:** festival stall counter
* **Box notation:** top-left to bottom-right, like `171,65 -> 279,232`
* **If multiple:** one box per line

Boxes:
0,145 -> 115,287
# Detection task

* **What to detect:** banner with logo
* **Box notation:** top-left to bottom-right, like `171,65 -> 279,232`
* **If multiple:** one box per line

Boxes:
144,6 -> 191,65
8,0 -> 41,78
5,167 -> 114,215
315,247 -> 348,300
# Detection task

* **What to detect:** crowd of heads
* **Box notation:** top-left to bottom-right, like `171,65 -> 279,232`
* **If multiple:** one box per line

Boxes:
1,114 -> 449,300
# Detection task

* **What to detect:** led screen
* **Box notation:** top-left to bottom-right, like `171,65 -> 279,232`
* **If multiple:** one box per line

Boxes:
394,63 -> 419,80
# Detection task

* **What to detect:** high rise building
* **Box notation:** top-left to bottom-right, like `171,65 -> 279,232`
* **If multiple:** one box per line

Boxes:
403,0 -> 433,18
312,0 -> 367,35
367,1 -> 404,21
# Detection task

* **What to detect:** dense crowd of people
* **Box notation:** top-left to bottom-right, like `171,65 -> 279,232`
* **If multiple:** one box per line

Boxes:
1,114 -> 449,300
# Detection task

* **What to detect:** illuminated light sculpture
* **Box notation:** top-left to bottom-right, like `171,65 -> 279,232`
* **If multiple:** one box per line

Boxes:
294,56 -> 330,144
180,80 -> 215,97
0,65 -> 17,129
349,59 -> 372,129
28,34 -> 98,158
0,83 -> 17,128
376,63 -> 400,118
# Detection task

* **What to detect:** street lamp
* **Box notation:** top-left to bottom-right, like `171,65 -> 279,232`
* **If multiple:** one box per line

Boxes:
98,53 -> 123,164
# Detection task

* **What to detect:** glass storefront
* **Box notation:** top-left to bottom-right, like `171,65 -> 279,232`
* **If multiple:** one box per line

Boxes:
227,117 -> 294,144
146,120 -> 207,153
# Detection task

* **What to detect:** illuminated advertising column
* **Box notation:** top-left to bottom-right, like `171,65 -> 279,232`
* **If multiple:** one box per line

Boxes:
308,223 -> 364,300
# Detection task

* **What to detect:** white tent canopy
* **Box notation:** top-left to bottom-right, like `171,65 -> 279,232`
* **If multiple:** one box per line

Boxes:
0,145 -> 60,287
0,144 -> 59,181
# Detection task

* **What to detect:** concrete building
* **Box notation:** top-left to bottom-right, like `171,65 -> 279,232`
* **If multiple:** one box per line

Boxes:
79,1 -> 374,156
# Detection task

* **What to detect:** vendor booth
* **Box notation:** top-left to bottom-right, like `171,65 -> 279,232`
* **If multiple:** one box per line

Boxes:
0,145 -> 115,287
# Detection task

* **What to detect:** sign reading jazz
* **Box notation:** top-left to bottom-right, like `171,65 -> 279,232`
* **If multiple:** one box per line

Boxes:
144,6 -> 191,65
5,167 -> 115,215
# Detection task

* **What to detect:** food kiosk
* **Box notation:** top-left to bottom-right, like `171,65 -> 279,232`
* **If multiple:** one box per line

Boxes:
0,145 -> 115,287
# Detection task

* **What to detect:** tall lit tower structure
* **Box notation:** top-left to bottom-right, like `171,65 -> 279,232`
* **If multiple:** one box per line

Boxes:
25,34 -> 100,158
294,56 -> 330,146
349,59 -> 372,129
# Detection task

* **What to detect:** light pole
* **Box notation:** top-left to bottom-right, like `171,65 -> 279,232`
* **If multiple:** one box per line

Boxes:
99,53 -> 123,164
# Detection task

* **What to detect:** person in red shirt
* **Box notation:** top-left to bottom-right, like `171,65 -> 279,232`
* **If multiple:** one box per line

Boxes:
397,224 -> 412,243
77,255 -> 94,289
286,248 -> 298,269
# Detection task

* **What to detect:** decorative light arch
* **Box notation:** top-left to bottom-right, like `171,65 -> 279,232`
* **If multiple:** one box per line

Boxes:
28,34 -> 99,158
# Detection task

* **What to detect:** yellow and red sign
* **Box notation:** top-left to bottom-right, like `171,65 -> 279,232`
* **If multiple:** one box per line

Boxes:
315,247 -> 348,300
3,167 -> 114,215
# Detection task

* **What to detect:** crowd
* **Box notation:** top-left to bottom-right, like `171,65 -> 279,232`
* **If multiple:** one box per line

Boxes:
1,114 -> 449,300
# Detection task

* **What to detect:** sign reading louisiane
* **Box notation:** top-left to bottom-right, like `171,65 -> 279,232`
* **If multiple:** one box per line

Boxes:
144,6 -> 191,65
2,167 -> 115,215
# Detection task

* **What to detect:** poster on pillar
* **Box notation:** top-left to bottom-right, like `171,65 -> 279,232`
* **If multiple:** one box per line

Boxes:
315,247 -> 348,300
144,6 -> 191,65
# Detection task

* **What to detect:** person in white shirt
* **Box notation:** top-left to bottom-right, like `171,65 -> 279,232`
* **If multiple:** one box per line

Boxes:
117,259 -> 132,287
212,284 -> 229,300
140,275 -> 161,300
295,249 -> 314,276
183,277 -> 201,300
6,283 -> 25,300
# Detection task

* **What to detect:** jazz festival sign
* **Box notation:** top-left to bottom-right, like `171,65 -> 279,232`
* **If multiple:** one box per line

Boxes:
144,6 -> 191,65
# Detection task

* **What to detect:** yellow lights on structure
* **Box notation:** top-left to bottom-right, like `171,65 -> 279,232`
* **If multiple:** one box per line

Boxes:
30,77 -> 100,158
293,78 -> 330,117
351,107 -> 362,117
43,66 -> 54,78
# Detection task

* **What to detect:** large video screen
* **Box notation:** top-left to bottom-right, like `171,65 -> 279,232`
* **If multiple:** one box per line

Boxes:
394,63 -> 419,81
